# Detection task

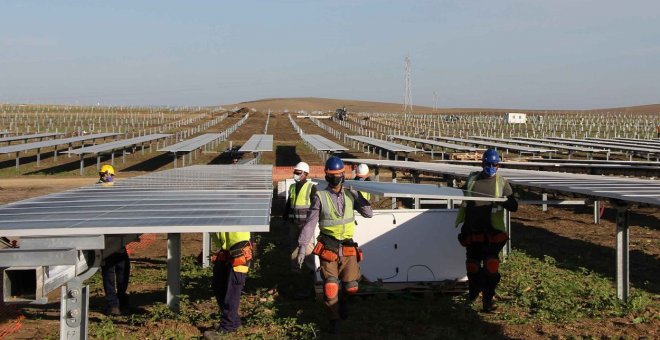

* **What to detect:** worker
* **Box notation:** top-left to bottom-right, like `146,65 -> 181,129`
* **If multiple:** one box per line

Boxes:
283,161 -> 317,298
97,164 -> 115,184
354,163 -> 372,201
297,156 -> 373,333
101,235 -> 136,315
204,232 -> 253,338
96,165 -> 137,315
455,149 -> 518,312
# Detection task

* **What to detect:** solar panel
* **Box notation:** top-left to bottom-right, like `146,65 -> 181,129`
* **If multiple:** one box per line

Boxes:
433,136 -> 555,154
432,159 -> 660,172
62,134 -> 171,155
158,133 -> 223,153
0,165 -> 273,236
347,135 -> 419,152
238,134 -> 273,152
301,134 -> 348,151
341,158 -> 660,206
342,180 -> 505,201
0,132 -> 64,143
518,137 -> 660,155
469,135 -> 608,154
389,135 -> 484,152
0,133 -> 120,154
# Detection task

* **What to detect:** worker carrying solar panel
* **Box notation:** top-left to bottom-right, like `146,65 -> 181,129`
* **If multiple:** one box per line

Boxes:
283,161 -> 317,299
455,149 -> 518,313
296,156 -> 373,333
204,232 -> 253,338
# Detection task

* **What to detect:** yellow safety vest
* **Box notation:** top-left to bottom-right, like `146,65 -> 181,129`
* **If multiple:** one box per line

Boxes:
455,171 -> 507,232
211,232 -> 251,273
359,191 -> 371,201
318,189 -> 356,240
288,181 -> 313,223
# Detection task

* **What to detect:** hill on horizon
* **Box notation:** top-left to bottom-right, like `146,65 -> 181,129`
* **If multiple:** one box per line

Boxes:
227,97 -> 660,114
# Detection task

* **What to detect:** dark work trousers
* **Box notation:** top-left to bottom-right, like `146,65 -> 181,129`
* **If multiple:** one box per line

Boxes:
212,260 -> 247,332
465,239 -> 505,303
101,251 -> 130,308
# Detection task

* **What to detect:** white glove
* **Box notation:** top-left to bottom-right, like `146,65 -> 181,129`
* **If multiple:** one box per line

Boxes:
296,246 -> 306,269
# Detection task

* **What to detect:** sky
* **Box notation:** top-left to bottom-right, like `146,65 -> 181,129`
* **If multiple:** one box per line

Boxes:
1,0 -> 659,109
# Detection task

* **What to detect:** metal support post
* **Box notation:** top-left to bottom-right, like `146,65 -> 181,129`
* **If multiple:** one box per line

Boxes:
503,209 -> 512,259
15,152 -> 20,170
79,155 -> 84,176
202,232 -> 211,268
167,233 -> 181,311
542,193 -> 548,212
593,200 -> 601,224
612,200 -> 629,301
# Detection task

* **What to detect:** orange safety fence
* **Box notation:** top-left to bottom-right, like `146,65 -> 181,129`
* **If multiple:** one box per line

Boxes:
272,165 -> 353,182
126,233 -> 158,256
0,287 -> 24,339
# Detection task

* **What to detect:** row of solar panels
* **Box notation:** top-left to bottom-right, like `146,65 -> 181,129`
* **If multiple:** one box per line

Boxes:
0,133 -> 274,155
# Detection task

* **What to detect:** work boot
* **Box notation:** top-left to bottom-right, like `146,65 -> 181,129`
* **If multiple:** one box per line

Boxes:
482,299 -> 497,313
339,300 -> 349,320
328,320 -> 339,334
105,306 -> 121,316
467,291 -> 479,303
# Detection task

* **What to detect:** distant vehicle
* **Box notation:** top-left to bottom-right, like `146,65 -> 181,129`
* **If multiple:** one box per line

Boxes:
335,106 -> 348,120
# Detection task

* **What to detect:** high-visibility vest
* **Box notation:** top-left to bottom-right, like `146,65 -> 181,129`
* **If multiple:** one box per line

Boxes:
212,232 -> 251,251
455,171 -> 507,232
288,181 -> 313,223
318,189 -> 356,240
359,191 -> 371,201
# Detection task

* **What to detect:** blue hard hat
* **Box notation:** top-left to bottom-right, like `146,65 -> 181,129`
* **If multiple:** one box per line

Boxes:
482,149 -> 501,164
325,156 -> 345,174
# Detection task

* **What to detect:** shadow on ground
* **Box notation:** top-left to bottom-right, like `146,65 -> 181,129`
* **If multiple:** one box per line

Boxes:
512,221 -> 660,295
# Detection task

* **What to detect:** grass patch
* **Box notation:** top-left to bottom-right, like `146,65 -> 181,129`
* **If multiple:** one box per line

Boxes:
498,250 -> 657,324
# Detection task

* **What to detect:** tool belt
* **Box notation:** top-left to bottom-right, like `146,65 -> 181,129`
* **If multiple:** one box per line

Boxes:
313,234 -> 363,262
213,241 -> 253,267
458,231 -> 508,247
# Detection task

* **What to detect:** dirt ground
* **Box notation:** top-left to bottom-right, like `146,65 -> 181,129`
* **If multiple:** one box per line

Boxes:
0,112 -> 658,339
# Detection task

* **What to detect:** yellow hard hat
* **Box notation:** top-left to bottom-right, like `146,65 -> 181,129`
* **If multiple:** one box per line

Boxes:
100,164 -> 115,175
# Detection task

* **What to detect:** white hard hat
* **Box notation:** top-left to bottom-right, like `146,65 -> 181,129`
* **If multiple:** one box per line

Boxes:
294,162 -> 310,173
356,164 -> 369,177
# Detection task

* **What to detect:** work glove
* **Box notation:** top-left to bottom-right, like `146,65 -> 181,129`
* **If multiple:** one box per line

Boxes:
502,195 -> 518,212
296,246 -> 306,269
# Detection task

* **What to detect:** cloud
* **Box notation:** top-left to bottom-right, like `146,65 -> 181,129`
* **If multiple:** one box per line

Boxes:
0,36 -> 57,47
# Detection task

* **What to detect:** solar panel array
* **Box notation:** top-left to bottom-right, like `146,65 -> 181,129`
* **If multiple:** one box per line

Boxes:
342,158 -> 660,206
159,133 -> 223,153
62,134 -> 171,155
347,135 -> 419,153
389,135 -> 484,152
0,132 -> 64,143
301,134 -> 348,151
433,136 -> 555,154
238,134 -> 273,152
0,132 -> 120,154
0,165 -> 273,236
518,137 -> 660,155
469,135 -> 608,154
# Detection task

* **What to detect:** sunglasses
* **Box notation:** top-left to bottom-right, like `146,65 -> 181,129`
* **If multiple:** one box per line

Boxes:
293,171 -> 303,175
483,162 -> 499,167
